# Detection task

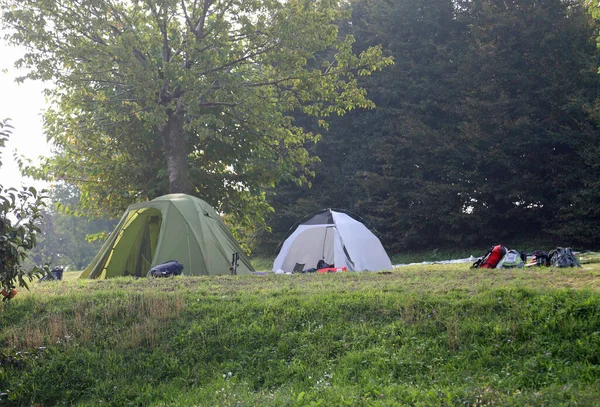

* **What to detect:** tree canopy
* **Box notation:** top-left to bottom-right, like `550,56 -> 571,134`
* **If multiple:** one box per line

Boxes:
255,0 -> 600,254
5,0 -> 600,255
1,0 -> 392,235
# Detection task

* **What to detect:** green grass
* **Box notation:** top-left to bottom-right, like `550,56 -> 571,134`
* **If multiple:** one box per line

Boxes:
249,256 -> 275,272
1,263 -> 600,406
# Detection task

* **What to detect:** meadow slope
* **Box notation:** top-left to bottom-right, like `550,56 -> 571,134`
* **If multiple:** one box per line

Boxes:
1,263 -> 600,406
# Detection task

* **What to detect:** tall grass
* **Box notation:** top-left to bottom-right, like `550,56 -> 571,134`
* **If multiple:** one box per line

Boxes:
1,264 -> 600,406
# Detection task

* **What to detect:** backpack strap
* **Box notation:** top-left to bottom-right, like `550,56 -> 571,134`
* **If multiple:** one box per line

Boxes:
471,248 -> 493,269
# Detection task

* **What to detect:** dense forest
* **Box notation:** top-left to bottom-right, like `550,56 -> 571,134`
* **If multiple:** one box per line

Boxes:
254,0 -> 600,255
4,0 -> 600,267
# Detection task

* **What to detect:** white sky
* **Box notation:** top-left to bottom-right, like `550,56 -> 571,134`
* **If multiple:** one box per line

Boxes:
0,39 -> 52,188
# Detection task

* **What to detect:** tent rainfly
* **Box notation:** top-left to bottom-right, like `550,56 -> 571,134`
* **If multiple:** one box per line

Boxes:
272,209 -> 392,273
80,194 -> 254,279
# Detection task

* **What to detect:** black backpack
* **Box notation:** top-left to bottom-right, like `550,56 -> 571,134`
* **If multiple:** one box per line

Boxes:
39,266 -> 64,281
316,259 -> 333,270
532,250 -> 551,266
148,260 -> 184,277
548,248 -> 580,268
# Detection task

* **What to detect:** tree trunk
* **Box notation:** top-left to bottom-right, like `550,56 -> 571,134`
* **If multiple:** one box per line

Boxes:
160,107 -> 194,195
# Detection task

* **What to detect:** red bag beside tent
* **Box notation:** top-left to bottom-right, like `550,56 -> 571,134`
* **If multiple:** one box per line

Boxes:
317,267 -> 348,274
480,245 -> 506,268
471,245 -> 507,269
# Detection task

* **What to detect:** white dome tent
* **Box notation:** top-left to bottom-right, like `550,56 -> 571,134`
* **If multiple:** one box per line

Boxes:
272,209 -> 393,273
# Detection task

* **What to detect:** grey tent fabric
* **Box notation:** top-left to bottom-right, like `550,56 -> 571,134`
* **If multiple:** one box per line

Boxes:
273,209 -> 392,273
302,209 -> 334,225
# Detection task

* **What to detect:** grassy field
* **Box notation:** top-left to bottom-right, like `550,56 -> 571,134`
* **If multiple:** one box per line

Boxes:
1,261 -> 600,406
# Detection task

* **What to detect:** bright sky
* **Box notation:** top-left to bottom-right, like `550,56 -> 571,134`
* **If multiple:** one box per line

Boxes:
0,39 -> 52,188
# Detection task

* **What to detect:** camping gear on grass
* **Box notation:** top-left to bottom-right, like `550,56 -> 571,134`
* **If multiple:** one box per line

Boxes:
532,251 -> 551,266
230,252 -> 240,275
548,247 -> 581,268
471,245 -> 507,269
316,259 -> 346,273
39,266 -> 64,281
272,208 -> 392,273
497,249 -> 524,268
575,251 -> 600,265
148,260 -> 184,277
80,194 -> 254,279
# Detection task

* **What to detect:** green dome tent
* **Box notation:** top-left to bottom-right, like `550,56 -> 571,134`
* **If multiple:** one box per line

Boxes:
80,194 -> 254,279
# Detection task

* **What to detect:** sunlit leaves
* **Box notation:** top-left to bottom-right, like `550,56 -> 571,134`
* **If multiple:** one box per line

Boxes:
1,0 -> 392,243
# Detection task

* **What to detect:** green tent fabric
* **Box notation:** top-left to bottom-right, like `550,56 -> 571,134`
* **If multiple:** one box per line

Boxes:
80,194 -> 254,279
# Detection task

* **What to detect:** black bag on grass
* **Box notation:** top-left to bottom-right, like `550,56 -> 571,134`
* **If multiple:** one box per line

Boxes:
548,248 -> 580,268
148,260 -> 184,277
533,251 -> 551,266
39,266 -> 64,281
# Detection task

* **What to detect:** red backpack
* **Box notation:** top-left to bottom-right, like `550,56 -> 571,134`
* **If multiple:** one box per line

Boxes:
471,245 -> 507,269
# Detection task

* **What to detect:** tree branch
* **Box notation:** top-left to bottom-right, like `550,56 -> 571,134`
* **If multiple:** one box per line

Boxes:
146,0 -> 170,63
181,0 -> 194,32
198,41 -> 277,76
194,0 -> 214,39
198,101 -> 238,107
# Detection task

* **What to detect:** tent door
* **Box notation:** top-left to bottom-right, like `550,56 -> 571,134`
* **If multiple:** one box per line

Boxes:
108,210 -> 161,277
322,226 -> 334,260
133,215 -> 161,276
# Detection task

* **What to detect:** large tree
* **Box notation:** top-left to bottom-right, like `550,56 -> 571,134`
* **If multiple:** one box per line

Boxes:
1,0 -> 391,235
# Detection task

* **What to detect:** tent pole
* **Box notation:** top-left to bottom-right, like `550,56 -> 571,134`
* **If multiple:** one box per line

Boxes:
187,225 -> 192,273
322,227 -> 331,260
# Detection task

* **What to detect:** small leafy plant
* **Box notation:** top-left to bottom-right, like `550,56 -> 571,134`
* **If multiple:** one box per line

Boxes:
0,119 -> 48,299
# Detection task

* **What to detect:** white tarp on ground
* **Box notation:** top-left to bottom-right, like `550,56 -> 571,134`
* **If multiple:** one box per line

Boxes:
393,256 -> 477,268
273,210 -> 393,273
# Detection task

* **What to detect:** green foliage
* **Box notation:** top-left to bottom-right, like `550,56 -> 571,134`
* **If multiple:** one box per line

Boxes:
21,184 -> 118,271
0,119 -> 48,299
249,256 -> 274,272
258,0 -> 600,254
453,0 -> 600,247
1,266 -> 600,405
1,0 -> 392,245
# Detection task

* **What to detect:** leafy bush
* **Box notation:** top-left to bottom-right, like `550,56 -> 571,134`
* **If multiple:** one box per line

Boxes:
0,119 -> 48,300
